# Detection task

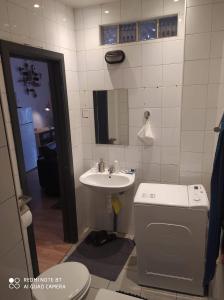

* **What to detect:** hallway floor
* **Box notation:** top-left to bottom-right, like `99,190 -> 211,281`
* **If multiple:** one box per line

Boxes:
28,169 -> 72,273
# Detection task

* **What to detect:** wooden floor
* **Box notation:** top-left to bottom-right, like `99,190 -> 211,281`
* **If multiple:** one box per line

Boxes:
28,169 -> 72,273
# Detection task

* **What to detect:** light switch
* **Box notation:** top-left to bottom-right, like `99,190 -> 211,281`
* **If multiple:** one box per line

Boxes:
82,109 -> 89,118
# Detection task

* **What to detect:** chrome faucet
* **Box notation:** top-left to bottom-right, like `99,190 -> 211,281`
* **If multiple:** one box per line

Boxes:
108,165 -> 115,175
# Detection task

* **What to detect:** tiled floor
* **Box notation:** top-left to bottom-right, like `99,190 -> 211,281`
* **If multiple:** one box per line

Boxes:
62,233 -> 214,300
82,248 -> 209,300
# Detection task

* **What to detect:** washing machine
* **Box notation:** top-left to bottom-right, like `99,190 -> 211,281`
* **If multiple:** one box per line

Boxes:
134,183 -> 209,296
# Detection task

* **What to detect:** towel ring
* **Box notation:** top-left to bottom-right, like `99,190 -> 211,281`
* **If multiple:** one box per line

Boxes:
144,111 -> 150,120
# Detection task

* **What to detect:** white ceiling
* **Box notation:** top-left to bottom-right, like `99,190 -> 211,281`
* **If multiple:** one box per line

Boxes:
60,0 -> 118,8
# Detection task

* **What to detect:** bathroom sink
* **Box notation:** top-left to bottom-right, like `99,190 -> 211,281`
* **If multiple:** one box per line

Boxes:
79,169 -> 135,193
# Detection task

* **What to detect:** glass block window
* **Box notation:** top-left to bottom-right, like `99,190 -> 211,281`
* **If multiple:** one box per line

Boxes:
101,25 -> 118,45
100,15 -> 178,45
158,15 -> 178,38
119,23 -> 137,43
138,20 -> 157,41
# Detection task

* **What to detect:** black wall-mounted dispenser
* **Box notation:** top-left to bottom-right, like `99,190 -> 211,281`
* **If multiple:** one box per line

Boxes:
105,50 -> 125,64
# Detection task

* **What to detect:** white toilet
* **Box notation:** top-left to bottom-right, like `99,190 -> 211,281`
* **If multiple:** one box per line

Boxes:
32,262 -> 91,300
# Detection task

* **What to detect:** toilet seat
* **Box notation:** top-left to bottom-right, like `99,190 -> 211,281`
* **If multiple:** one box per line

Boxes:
32,262 -> 91,300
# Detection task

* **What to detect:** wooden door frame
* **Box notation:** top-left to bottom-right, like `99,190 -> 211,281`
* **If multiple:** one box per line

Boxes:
0,40 -> 78,247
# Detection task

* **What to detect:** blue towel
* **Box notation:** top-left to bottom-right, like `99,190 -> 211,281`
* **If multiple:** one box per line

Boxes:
204,114 -> 224,286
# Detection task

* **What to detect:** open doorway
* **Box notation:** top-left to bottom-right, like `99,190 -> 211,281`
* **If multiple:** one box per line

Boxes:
0,40 -> 78,275
10,57 -> 71,272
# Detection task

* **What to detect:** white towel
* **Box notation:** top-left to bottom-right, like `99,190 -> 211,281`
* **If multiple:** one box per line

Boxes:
137,120 -> 154,145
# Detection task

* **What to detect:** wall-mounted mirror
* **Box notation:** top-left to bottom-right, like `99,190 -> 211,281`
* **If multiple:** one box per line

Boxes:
93,89 -> 129,145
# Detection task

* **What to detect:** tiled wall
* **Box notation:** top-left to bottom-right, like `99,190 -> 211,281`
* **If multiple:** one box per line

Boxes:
0,0 -> 222,237
74,0 -> 186,233
181,0 -> 224,193
0,98 -> 31,298
0,0 -> 88,236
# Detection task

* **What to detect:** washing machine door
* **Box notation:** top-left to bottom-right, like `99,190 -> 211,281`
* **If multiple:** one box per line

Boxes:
134,204 -> 207,296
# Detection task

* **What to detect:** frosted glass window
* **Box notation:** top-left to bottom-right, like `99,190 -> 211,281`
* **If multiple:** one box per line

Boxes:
139,20 -> 157,41
158,16 -> 178,38
101,25 -> 118,45
119,23 -> 136,43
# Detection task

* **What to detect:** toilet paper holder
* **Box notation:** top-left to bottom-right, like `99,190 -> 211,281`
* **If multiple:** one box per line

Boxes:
144,111 -> 150,120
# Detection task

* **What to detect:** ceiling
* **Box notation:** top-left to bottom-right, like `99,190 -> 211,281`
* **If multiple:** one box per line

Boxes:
60,0 -> 118,8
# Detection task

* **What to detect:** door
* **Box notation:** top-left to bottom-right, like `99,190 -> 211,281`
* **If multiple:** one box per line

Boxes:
0,40 -> 78,276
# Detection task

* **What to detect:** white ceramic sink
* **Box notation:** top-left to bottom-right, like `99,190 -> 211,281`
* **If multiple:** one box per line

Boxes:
79,169 -> 135,193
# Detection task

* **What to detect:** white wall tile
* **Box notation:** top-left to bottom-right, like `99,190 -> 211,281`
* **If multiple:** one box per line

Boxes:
164,0 -> 185,14
0,0 -> 10,32
152,127 -> 162,146
101,2 -> 121,24
162,86 -> 182,108
182,109 -> 206,130
182,85 -> 207,108
180,152 -> 203,172
62,48 -> 77,71
142,0 -> 163,19
55,1 -> 74,29
84,27 -> 100,50
85,48 -> 103,71
128,89 -> 144,108
87,70 -> 104,90
181,131 -> 204,152
207,84 -> 219,108
125,146 -> 142,163
121,0 -> 141,21
161,147 -> 180,164
121,45 -> 142,68
75,30 -> 85,51
78,71 -> 88,90
187,0 -> 212,7
212,3 -> 224,31
109,146 -> 125,163
163,40 -> 184,64
161,164 -> 179,183
186,5 -> 212,34
8,2 -> 29,37
142,146 -> 161,164
142,42 -> 163,66
202,152 -> 213,173
142,87 -> 162,108
93,145 -> 109,162
162,108 -> 181,128
163,64 -> 183,86
142,66 -> 163,87
211,31 -> 224,58
180,170 -> 202,185
209,59 -> 224,83
204,132 -> 215,153
83,5 -> 101,29
44,19 -> 59,47
205,108 -> 217,130
184,60 -> 209,85
148,108 -> 162,128
185,33 -> 211,60
104,68 -> 124,89
142,163 -> 161,181
74,8 -> 84,30
123,67 -> 142,88
162,128 -> 180,147
77,51 -> 86,71
28,12 -> 44,42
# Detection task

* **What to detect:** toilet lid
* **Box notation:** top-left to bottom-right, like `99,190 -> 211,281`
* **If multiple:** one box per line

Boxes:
32,262 -> 91,300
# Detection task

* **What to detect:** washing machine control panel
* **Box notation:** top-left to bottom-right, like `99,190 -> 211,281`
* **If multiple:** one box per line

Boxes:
188,185 -> 209,209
